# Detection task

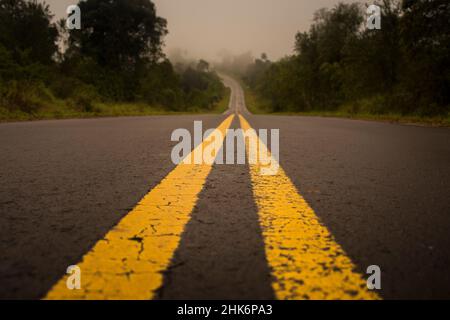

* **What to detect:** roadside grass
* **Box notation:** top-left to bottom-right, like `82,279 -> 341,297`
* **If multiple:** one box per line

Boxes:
0,87 -> 232,122
242,84 -> 450,127
273,110 -> 450,127
0,102 -> 174,122
210,87 -> 231,114
242,84 -> 272,114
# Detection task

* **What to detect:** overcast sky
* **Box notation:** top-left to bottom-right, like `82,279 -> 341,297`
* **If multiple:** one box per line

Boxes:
43,0 -> 361,61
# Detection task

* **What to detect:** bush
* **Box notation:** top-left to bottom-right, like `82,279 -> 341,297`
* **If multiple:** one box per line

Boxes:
180,67 -> 225,110
68,85 -> 100,113
49,76 -> 83,100
0,80 -> 53,113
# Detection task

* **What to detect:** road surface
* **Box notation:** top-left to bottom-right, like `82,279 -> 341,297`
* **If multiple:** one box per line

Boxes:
0,76 -> 449,299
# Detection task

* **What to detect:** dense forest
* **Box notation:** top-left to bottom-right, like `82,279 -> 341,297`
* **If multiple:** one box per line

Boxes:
243,0 -> 449,119
0,0 -> 226,120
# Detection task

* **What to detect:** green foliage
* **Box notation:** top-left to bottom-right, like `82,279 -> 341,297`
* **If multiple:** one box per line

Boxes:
138,59 -> 183,110
399,0 -> 450,115
0,0 -> 58,113
0,0 -> 58,65
244,53 -> 271,89
68,84 -> 100,113
0,79 -> 54,113
245,0 -> 450,117
211,87 -> 231,114
180,66 -> 225,111
68,0 -> 167,69
0,0 -> 225,119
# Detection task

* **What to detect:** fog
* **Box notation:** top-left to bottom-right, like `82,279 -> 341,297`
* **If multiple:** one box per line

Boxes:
44,0 -> 360,61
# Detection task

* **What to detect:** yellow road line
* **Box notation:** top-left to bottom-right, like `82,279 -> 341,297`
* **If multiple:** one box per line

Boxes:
239,115 -> 379,300
45,115 -> 234,300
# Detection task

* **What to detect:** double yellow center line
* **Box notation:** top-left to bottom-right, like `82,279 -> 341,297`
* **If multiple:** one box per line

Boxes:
45,115 -> 234,300
46,114 -> 379,300
239,115 -> 378,300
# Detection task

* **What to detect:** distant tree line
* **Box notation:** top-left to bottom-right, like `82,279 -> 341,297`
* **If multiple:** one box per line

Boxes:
0,0 -> 225,116
244,0 -> 449,117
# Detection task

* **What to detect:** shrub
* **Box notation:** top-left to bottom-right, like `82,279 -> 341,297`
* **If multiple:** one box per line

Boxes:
68,85 -> 100,113
0,80 -> 53,113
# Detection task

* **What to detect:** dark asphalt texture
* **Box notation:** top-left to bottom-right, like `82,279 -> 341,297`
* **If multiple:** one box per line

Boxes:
0,115 -> 224,299
246,114 -> 450,299
1,79 -> 450,299
157,118 -> 275,300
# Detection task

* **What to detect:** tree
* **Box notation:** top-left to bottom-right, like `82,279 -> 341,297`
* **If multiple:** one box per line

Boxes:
197,59 -> 209,73
0,0 -> 58,65
245,53 -> 271,89
293,3 -> 364,109
400,0 -> 450,114
342,0 -> 402,103
246,0 -> 449,117
68,0 -> 167,70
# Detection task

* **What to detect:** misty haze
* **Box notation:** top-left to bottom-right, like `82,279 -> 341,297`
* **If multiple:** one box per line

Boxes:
44,0 -> 357,61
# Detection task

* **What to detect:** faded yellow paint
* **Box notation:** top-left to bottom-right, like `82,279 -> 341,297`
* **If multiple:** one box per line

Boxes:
45,115 -> 234,300
239,115 -> 379,300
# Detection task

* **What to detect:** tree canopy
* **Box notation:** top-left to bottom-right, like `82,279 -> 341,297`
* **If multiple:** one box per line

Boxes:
0,0 -> 58,65
68,0 -> 167,69
245,0 -> 450,117
0,0 -> 226,117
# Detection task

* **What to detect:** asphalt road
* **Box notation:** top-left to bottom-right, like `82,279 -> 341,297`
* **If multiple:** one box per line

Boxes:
1,77 -> 449,299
